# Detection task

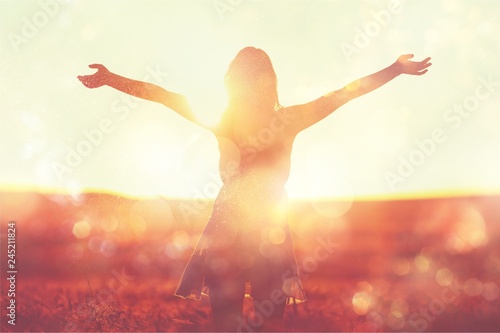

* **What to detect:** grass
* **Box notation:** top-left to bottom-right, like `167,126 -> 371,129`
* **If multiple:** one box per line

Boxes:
3,272 -> 499,332
1,192 -> 499,331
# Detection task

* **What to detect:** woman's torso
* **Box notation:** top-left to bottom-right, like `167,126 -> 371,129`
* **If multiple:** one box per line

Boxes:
211,108 -> 295,227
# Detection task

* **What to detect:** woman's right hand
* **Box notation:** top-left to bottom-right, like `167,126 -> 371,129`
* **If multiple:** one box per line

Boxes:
77,64 -> 110,88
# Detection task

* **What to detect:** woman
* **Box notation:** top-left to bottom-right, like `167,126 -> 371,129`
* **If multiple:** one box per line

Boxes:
78,47 -> 431,331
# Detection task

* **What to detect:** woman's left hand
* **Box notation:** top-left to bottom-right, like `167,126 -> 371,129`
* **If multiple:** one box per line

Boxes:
396,54 -> 432,76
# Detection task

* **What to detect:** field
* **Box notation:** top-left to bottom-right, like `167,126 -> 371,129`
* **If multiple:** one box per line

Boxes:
1,191 -> 499,332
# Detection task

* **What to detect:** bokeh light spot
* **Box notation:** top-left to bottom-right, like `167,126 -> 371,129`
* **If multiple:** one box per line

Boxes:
484,251 -> 500,274
481,282 -> 499,301
88,236 -> 103,253
100,240 -> 118,257
414,254 -> 430,273
435,267 -> 454,287
165,244 -> 180,259
445,206 -> 488,254
386,310 -> 405,330
391,299 -> 409,316
356,281 -> 373,294
268,227 -> 286,245
129,214 -> 147,237
101,215 -> 118,232
464,278 -> 483,296
366,311 -> 384,329
72,221 -> 91,239
352,291 -> 372,315
172,230 -> 190,250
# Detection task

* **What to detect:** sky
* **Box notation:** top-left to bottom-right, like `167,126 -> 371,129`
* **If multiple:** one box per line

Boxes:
1,0 -> 499,200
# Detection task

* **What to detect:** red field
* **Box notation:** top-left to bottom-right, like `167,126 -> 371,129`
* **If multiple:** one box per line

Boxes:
1,191 -> 499,332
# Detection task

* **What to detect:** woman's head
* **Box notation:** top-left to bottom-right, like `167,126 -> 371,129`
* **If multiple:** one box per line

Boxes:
225,47 -> 280,110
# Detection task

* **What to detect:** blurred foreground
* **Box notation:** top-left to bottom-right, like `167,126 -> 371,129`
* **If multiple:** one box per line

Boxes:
1,191 -> 499,332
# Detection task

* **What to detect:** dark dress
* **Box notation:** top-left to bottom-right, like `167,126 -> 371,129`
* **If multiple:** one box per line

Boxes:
175,111 -> 306,303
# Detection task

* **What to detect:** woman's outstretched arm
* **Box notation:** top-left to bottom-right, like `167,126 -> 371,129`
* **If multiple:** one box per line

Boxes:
78,64 -> 208,130
283,54 -> 432,135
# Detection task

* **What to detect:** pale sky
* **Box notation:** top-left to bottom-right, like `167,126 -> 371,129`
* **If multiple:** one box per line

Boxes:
1,0 -> 499,200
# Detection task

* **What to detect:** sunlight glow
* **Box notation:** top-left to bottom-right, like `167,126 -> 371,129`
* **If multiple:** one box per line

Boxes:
1,1 -> 500,331
137,145 -> 178,175
363,108 -> 409,154
0,192 -> 41,221
1,0 -> 499,200
345,80 -> 361,92
304,139 -> 356,205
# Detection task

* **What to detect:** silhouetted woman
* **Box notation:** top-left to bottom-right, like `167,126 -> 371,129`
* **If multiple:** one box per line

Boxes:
78,47 -> 431,331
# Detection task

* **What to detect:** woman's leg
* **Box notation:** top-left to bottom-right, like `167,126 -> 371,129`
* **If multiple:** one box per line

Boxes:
249,237 -> 304,332
207,276 -> 246,331
251,291 -> 286,332
205,249 -> 247,331
249,258 -> 287,332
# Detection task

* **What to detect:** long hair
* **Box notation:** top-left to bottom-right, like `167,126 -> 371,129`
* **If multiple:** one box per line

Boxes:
224,47 -> 281,112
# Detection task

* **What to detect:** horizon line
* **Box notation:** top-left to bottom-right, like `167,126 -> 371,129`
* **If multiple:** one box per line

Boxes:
1,184 -> 499,202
